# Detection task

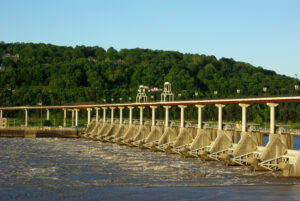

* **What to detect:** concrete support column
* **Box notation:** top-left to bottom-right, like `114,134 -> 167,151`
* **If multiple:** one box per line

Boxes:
119,107 -> 124,124
25,109 -> 28,127
216,104 -> 225,130
267,103 -> 279,134
139,107 -> 145,125
150,106 -> 157,126
179,105 -> 187,128
102,107 -> 107,123
0,110 -> 3,118
46,109 -> 50,121
95,108 -> 99,123
87,108 -> 92,125
110,107 -> 115,124
163,106 -> 171,127
196,105 -> 205,129
75,109 -> 79,127
71,110 -> 75,127
239,104 -> 250,132
128,107 -> 134,125
63,109 -> 67,127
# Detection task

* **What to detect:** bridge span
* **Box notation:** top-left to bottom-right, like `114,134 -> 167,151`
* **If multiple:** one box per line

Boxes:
0,96 -> 300,130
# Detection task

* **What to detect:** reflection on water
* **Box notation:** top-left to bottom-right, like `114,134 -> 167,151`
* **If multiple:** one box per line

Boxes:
0,138 -> 300,201
294,136 -> 300,150
263,135 -> 269,146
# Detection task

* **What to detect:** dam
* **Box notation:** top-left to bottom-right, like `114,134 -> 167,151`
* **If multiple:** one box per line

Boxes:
1,84 -> 300,178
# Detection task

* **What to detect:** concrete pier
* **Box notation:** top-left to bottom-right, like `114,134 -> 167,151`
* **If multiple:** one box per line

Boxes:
25,109 -> 28,127
95,108 -> 99,123
98,123 -> 118,141
179,105 -> 186,128
139,106 -> 144,125
130,125 -> 151,145
150,106 -> 157,126
87,108 -> 92,125
267,103 -> 278,134
84,120 -> 97,136
163,106 -> 171,127
102,107 -> 107,123
63,109 -> 67,127
71,109 -> 75,127
110,107 -> 115,124
239,104 -> 249,132
128,107 -> 134,125
168,127 -> 196,154
119,107 -> 124,124
46,109 -> 50,121
153,127 -> 178,151
142,126 -> 164,148
109,124 -> 128,142
216,104 -> 225,130
116,124 -> 138,144
96,123 -> 110,139
196,105 -> 205,129
88,122 -> 103,137
75,109 -> 79,127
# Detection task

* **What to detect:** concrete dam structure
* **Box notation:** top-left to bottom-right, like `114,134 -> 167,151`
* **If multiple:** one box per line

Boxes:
1,87 -> 300,177
80,110 -> 300,177
71,96 -> 300,177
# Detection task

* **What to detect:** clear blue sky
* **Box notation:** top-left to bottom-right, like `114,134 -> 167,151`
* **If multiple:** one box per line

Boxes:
1,0 -> 299,78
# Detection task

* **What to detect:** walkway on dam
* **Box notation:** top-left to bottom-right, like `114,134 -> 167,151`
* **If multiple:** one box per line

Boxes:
1,96 -> 300,129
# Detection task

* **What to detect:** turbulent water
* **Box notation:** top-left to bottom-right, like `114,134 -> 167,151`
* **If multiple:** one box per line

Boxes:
1,138 -> 300,201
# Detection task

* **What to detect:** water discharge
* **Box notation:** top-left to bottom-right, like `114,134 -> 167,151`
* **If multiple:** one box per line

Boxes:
1,138 -> 300,200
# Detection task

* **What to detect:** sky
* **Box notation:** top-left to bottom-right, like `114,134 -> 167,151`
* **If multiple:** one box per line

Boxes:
0,0 -> 300,78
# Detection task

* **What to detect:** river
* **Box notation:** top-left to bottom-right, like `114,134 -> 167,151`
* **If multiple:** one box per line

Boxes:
0,138 -> 300,201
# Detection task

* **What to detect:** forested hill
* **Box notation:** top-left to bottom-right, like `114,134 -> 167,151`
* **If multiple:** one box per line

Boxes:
0,42 -> 299,123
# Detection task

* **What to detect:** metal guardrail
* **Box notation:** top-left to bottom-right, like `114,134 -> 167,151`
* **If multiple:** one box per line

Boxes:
1,95 -> 300,110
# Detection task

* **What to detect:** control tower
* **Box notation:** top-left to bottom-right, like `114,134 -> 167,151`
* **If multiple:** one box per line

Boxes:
136,85 -> 148,103
161,82 -> 174,102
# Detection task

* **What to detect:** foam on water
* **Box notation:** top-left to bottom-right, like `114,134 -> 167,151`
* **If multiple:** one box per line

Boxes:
1,138 -> 300,200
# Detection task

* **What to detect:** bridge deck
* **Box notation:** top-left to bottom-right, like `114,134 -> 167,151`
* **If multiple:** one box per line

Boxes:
1,96 -> 300,110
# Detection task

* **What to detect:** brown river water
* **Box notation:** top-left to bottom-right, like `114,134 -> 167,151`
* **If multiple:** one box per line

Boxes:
0,138 -> 300,201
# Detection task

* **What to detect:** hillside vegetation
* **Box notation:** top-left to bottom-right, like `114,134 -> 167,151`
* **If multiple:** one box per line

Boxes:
0,42 -> 299,123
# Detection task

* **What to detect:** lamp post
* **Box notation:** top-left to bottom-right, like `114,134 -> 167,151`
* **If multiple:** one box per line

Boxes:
263,87 -> 267,96
236,89 -> 240,97
38,102 -> 42,127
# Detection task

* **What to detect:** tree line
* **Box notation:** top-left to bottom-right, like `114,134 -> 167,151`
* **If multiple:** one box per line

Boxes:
0,42 -> 299,124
